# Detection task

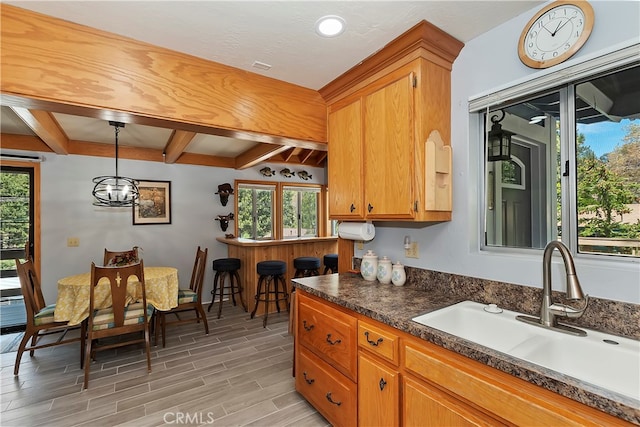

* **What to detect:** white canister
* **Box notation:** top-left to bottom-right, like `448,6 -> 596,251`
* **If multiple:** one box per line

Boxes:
360,250 -> 378,281
376,256 -> 392,284
391,262 -> 406,286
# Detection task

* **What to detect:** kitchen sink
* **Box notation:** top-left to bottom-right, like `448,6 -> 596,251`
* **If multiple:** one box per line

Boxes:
412,301 -> 640,400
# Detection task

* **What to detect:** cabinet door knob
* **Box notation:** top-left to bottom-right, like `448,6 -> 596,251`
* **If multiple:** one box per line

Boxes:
350,203 -> 356,213
368,203 -> 373,213
326,334 -> 342,345
379,378 -> 387,391
364,331 -> 383,347
326,392 -> 342,406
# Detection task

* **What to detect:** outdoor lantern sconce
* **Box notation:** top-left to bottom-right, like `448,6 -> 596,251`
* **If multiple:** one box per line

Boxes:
215,213 -> 234,232
487,110 -> 515,162
215,183 -> 234,206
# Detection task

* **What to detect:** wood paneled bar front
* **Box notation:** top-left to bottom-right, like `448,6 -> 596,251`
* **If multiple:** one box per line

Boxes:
216,237 -> 338,315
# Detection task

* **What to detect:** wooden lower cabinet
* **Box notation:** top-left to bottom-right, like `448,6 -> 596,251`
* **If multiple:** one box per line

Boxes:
358,353 -> 400,427
296,344 -> 357,427
403,376 -> 502,427
294,290 -> 631,427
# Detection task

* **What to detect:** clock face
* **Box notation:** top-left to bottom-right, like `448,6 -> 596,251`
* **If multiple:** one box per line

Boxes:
519,1 -> 594,69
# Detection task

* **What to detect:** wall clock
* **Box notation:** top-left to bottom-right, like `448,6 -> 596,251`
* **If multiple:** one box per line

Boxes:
518,0 -> 594,69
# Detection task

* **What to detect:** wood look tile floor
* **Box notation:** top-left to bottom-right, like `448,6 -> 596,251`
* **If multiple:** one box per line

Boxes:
0,304 -> 329,427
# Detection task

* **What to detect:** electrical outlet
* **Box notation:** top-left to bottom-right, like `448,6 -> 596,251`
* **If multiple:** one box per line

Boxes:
356,241 -> 364,250
67,237 -> 80,247
405,242 -> 419,258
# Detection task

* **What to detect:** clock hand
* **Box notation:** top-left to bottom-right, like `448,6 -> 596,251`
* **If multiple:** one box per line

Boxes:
551,20 -> 563,36
552,16 -> 575,36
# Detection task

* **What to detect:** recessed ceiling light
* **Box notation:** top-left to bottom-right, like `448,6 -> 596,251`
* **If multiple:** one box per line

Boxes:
315,15 -> 346,38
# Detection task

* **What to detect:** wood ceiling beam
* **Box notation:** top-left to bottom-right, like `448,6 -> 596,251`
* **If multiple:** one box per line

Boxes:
235,144 -> 291,170
9,107 -> 69,154
163,130 -> 196,164
315,152 -> 328,166
300,149 -> 314,164
282,148 -> 296,162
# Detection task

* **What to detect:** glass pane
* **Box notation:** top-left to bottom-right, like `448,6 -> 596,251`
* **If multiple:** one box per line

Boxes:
282,189 -> 299,238
300,191 -> 318,237
484,91 -> 559,249
255,189 -> 273,239
237,187 -> 254,238
575,65 -> 640,257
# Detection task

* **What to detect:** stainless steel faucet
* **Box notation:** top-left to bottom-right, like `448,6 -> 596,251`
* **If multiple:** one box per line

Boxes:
517,241 -> 589,336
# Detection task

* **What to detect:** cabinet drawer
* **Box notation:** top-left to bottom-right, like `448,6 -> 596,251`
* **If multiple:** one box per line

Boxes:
358,320 -> 399,366
298,294 -> 357,380
296,346 -> 357,427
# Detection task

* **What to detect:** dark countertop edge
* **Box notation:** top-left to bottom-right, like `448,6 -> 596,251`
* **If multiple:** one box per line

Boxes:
292,278 -> 640,425
216,236 -> 337,247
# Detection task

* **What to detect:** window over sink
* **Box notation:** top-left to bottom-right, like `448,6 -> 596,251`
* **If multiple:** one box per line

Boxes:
476,62 -> 639,259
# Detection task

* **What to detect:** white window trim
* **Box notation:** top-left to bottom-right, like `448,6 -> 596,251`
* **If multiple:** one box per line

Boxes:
473,45 -> 640,263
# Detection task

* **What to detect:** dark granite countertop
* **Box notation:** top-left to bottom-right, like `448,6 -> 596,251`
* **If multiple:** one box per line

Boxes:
292,273 -> 640,425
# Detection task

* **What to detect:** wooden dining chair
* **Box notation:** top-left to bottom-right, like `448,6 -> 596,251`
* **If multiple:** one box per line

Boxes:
83,260 -> 153,389
103,246 -> 140,267
155,246 -> 209,347
13,259 -> 85,375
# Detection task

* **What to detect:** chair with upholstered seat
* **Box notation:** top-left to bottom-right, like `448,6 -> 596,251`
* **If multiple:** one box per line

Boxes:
103,246 -> 140,267
13,258 -> 85,376
84,261 -> 153,389
293,256 -> 321,278
155,246 -> 209,347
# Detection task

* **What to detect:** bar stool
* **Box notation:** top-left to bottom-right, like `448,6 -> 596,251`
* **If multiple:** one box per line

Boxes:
323,253 -> 338,274
208,258 -> 246,319
251,260 -> 288,327
293,256 -> 321,278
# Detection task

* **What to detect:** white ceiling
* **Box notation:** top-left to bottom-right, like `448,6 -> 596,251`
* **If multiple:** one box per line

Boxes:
1,1 -> 544,165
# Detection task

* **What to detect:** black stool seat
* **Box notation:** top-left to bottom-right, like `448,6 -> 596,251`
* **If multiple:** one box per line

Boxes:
323,253 -> 338,274
213,258 -> 241,271
208,257 -> 246,318
257,260 -> 287,276
252,260 -> 289,327
293,256 -> 321,278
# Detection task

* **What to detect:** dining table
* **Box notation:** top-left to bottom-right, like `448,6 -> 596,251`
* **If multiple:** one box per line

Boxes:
55,266 -> 179,325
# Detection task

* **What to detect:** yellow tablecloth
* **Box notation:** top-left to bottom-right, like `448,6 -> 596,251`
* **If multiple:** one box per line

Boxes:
55,266 -> 179,325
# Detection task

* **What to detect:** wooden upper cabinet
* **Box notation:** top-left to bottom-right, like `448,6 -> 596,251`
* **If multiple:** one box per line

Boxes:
363,69 -> 415,219
322,20 -> 464,222
328,99 -> 364,218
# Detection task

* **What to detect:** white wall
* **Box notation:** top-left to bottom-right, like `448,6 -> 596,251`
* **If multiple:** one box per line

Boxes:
36,153 -> 325,304
358,1 -> 640,303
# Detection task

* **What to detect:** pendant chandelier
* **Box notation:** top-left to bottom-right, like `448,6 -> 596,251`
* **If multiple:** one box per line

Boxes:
92,121 -> 140,207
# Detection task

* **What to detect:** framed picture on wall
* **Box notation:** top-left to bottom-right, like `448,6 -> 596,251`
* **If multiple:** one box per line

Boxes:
133,180 -> 172,225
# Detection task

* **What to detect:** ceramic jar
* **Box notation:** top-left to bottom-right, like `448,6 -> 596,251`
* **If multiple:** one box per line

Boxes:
360,250 -> 378,282
376,256 -> 392,284
391,262 -> 406,286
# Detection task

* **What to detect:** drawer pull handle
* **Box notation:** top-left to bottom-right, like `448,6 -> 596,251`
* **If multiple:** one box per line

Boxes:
368,203 -> 374,213
326,334 -> 342,345
303,372 -> 315,385
302,320 -> 315,331
326,392 -> 342,406
364,331 -> 383,347
379,378 -> 387,391
350,203 -> 356,213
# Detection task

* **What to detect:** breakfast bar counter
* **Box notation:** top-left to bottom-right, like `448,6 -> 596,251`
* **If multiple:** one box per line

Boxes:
216,236 -> 337,315
292,272 -> 639,425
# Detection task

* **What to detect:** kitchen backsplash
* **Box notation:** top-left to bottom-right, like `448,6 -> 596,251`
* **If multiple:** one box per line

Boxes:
353,258 -> 640,339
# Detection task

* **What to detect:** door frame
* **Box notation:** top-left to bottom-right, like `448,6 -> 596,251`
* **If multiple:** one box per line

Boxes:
1,160 -> 41,279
